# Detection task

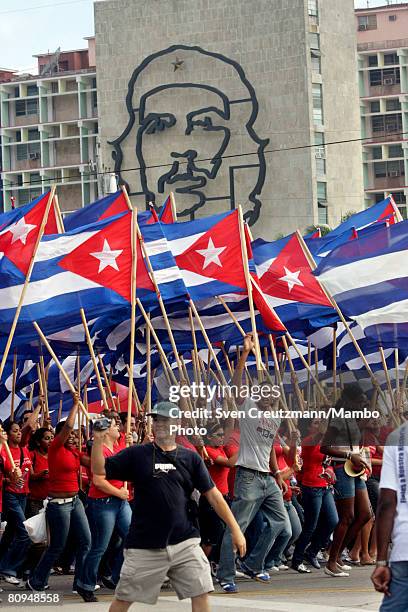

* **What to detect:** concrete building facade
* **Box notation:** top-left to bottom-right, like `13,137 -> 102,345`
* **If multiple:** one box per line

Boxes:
95,0 -> 363,237
0,38 -> 98,213
356,2 -> 408,218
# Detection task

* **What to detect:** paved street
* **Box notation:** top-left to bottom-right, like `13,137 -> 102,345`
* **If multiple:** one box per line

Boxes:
0,565 -> 382,611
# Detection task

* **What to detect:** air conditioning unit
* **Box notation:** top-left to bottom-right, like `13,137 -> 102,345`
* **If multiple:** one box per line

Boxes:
389,170 -> 399,177
315,148 -> 326,159
358,24 -> 368,31
29,152 -> 40,160
384,77 -> 395,85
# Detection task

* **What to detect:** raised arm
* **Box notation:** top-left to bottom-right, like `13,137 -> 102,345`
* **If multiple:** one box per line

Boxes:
230,335 -> 254,405
54,392 -> 80,447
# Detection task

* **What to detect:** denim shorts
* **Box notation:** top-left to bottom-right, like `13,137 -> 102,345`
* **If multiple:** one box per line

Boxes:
333,465 -> 366,500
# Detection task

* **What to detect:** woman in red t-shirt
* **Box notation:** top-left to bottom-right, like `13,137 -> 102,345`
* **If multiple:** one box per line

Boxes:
0,421 -> 33,584
291,419 -> 338,571
76,415 -> 131,601
27,428 -> 53,518
199,424 -> 237,560
28,393 -> 92,595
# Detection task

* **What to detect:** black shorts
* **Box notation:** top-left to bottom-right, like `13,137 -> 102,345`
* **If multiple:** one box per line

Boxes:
198,494 -> 229,546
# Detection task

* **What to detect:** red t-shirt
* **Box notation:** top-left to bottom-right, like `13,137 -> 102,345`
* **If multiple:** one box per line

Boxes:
0,447 -> 6,511
116,432 -> 127,451
205,446 -> 229,495
274,442 -> 292,501
176,435 -> 199,453
48,437 -> 80,494
224,430 -> 240,498
300,436 -> 326,488
29,450 -> 49,500
4,446 -> 32,495
88,445 -> 125,499
363,431 -> 383,478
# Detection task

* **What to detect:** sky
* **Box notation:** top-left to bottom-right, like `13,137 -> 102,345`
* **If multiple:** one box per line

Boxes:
0,0 -> 95,71
0,0 -> 396,72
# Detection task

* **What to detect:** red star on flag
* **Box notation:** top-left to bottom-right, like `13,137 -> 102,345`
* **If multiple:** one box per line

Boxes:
259,233 -> 331,306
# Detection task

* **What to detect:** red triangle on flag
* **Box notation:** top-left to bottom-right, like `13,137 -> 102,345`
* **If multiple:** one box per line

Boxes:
59,212 -> 133,301
175,210 -> 246,288
0,192 -> 55,276
99,192 -> 129,221
260,233 -> 331,306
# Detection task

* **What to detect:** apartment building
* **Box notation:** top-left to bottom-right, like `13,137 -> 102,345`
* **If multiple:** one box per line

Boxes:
356,3 -> 408,218
0,38 -> 98,213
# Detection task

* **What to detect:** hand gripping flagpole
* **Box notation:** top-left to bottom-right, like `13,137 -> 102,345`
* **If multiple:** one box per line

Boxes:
0,186 -> 56,382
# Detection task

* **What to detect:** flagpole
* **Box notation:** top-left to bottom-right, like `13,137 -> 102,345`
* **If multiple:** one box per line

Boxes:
237,206 -> 263,379
80,308 -> 109,412
127,207 -> 137,442
169,192 -> 178,221
268,335 -> 288,410
97,351 -> 116,409
146,315 -> 152,436
379,346 -> 397,414
10,350 -> 17,421
332,326 -> 337,402
281,336 -> 305,411
0,186 -> 56,382
53,193 -> 65,233
33,321 -> 89,420
285,332 -> 329,403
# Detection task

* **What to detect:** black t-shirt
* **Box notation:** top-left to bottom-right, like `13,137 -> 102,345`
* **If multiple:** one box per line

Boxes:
105,443 -> 214,549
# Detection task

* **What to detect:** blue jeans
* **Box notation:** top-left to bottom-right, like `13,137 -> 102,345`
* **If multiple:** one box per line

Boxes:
30,496 -> 91,590
380,562 -> 408,611
78,497 -> 131,591
217,467 -> 287,582
265,500 -> 302,569
0,492 -> 31,577
334,465 -> 366,500
292,486 -> 338,565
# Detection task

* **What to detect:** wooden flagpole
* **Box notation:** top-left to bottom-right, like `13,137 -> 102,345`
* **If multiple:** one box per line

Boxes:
58,398 -> 63,422
285,332 -> 329,403
169,192 -> 178,221
379,346 -> 396,413
0,185 -> 56,381
146,315 -> 152,436
237,206 -> 263,378
10,350 -> 17,421
332,326 -> 337,402
127,207 -> 137,440
281,336 -> 305,411
80,308 -> 109,412
268,335 -> 288,410
97,351 -> 116,409
33,321 -> 89,419
53,194 -> 65,233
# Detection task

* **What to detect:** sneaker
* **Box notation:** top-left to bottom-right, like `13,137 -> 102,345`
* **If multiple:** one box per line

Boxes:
239,562 -> 270,582
304,552 -> 321,569
76,586 -> 98,603
210,561 -> 218,578
4,575 -> 20,585
234,570 -> 246,579
268,566 -> 280,573
100,576 -> 116,590
277,564 -> 289,571
94,585 -> 100,591
292,563 -> 311,574
219,581 -> 238,593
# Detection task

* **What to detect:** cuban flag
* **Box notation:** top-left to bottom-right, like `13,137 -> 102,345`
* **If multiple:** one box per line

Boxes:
253,233 -> 336,329
162,210 -> 285,331
0,191 -> 58,276
314,219 -> 408,346
326,196 -> 400,239
64,191 -> 129,231
145,196 -> 176,226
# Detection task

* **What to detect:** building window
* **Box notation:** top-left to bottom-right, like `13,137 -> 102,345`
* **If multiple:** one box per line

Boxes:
316,157 -> 326,176
16,142 -> 41,161
393,192 -> 406,206
26,84 -> 38,97
358,14 -> 377,31
370,100 -> 380,113
312,84 -> 323,126
374,160 -> 404,178
14,86 -> 19,98
384,52 -> 399,66
318,202 -> 328,224
311,53 -> 321,74
309,33 -> 320,50
371,113 -> 402,134
19,189 -> 41,205
372,146 -> 382,160
58,60 -> 69,72
389,14 -> 397,22
383,67 -> 400,84
368,55 -> 378,67
30,173 -> 41,184
374,192 -> 385,203
15,99 -> 38,117
51,81 -> 59,93
317,181 -> 327,201
388,144 -> 403,158
28,128 -> 40,141
308,0 -> 318,16
386,98 -> 401,111
369,70 -> 382,86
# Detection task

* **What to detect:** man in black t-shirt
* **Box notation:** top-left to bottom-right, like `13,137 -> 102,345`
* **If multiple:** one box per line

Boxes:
91,401 -> 245,612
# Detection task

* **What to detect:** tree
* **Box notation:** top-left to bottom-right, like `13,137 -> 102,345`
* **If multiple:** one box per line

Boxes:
304,223 -> 332,237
